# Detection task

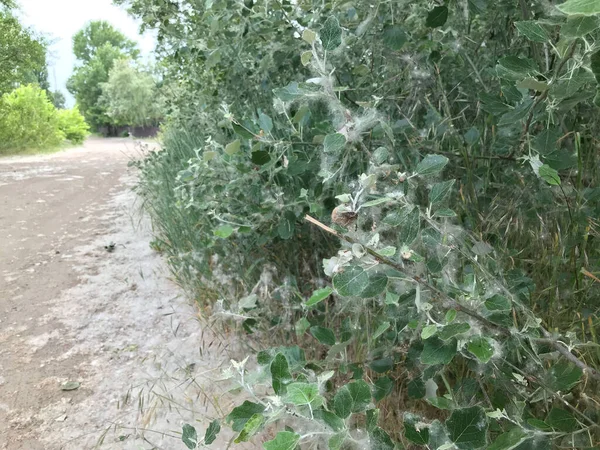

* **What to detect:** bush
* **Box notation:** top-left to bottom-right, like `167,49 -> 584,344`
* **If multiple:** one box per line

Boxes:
126,0 -> 600,448
0,84 -> 64,153
57,107 -> 90,144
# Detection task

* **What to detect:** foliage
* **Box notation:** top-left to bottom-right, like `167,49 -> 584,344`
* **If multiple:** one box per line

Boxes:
0,11 -> 46,94
73,20 -> 139,62
57,107 -> 90,144
0,84 -> 64,153
100,59 -> 162,127
49,90 -> 66,109
67,21 -> 139,129
124,0 -> 600,448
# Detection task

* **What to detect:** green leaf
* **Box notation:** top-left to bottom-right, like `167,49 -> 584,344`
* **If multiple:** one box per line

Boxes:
498,56 -> 538,76
323,133 -> 346,153
306,287 -> 334,307
438,323 -> 471,340
372,321 -> 391,340
295,317 -> 311,336
278,211 -> 296,240
329,433 -> 346,450
310,326 -> 336,346
273,82 -> 303,101
333,266 -> 369,297
321,16 -> 342,50
404,415 -> 430,445
547,361 -> 583,392
516,78 -> 549,92
226,401 -> 265,432
361,197 -> 393,208
234,413 -> 264,443
526,418 -> 552,430
286,382 -> 323,407
547,408 -> 578,432
360,273 -> 389,298
232,122 -> 255,139
182,424 -> 197,449
498,98 -> 534,126
271,353 -> 292,395
488,428 -> 528,450
446,406 -> 488,449
485,295 -> 511,311
251,150 -> 271,165
408,378 -> 426,399
430,180 -> 455,205
334,380 -> 371,418
434,208 -> 457,217
426,6 -> 449,28
382,25 -> 408,50
561,15 -> 600,37
370,427 -> 395,450
369,358 -> 393,373
539,164 -> 561,185
398,208 -> 421,246
445,309 -> 457,323
366,409 -> 380,432
302,29 -> 316,44
301,51 -> 312,66
557,0 -> 600,15
468,337 -> 495,363
259,112 -> 273,133
464,127 -> 480,145
314,409 -> 346,431
264,431 -> 300,450
204,420 -> 220,445
225,139 -> 241,155
515,21 -> 549,42
214,225 -> 234,239
421,324 -> 438,340
416,154 -> 449,175
377,246 -> 396,257
373,376 -> 393,401
421,337 -> 457,365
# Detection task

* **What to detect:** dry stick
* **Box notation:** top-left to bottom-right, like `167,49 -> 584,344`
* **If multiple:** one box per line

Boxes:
304,214 -> 600,382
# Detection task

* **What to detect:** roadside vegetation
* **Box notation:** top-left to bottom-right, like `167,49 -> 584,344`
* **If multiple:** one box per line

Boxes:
120,0 -> 600,448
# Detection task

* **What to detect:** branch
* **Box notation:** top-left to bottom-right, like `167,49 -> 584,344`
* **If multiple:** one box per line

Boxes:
305,214 -> 600,382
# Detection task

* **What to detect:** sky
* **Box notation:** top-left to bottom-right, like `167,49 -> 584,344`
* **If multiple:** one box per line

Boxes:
17,0 -> 156,107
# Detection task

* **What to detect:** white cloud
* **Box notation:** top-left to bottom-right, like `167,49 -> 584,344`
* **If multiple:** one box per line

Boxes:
17,0 -> 156,107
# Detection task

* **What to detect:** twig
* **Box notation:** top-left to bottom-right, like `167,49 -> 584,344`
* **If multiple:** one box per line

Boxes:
304,214 -> 600,382
304,215 -> 509,335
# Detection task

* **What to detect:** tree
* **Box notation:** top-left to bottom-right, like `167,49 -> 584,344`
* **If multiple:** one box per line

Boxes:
0,11 -> 46,94
67,22 -> 139,130
49,90 -> 66,109
73,20 -> 138,62
99,59 -> 162,127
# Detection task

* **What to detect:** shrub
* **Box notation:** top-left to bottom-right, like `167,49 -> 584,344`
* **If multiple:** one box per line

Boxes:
0,84 -> 64,153
126,0 -> 600,448
57,107 -> 90,144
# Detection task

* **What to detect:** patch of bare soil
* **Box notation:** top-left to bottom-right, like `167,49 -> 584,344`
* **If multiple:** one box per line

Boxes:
0,140 -> 247,449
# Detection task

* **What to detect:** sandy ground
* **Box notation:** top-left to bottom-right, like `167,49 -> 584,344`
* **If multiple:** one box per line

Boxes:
0,139 -> 244,449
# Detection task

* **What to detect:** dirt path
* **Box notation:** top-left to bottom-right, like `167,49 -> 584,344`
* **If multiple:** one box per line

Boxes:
0,139 -> 241,449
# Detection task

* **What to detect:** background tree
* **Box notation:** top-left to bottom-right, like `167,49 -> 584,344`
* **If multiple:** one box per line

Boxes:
67,21 -> 139,131
48,90 -> 66,109
73,20 -> 138,62
0,11 -> 47,94
99,59 -> 162,127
